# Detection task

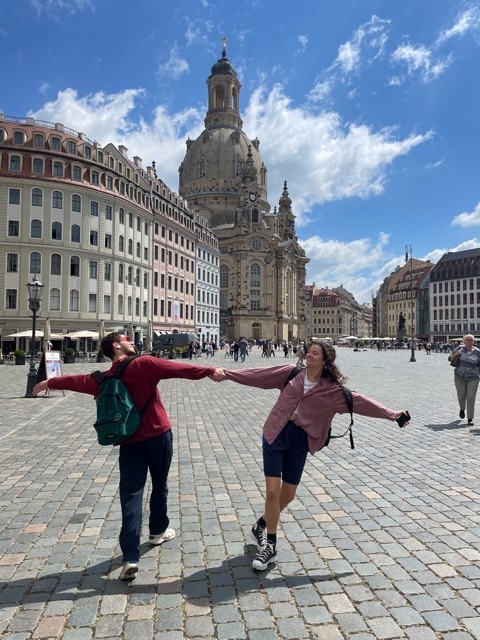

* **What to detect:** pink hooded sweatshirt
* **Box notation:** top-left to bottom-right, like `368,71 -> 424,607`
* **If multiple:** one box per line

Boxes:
224,365 -> 398,454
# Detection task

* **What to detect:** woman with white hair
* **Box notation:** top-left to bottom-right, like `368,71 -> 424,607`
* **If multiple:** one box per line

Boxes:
448,334 -> 480,425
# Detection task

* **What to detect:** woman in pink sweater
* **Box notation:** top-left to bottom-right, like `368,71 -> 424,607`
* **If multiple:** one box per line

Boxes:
219,341 -> 410,571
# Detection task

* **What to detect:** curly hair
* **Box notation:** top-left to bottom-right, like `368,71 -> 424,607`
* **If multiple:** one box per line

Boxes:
309,341 -> 347,385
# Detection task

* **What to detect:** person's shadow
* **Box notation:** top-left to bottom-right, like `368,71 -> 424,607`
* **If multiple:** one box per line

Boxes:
0,541 -> 353,608
425,420 -> 471,432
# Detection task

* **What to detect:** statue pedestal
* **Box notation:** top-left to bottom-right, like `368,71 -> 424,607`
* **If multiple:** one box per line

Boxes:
397,329 -> 406,341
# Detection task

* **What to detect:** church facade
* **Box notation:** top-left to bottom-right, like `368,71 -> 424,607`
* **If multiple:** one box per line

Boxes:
179,42 -> 309,342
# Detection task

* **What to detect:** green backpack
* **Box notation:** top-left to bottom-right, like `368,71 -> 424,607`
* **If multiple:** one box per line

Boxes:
92,356 -> 153,446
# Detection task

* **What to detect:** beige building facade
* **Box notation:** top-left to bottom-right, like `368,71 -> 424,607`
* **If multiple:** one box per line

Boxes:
0,115 -> 199,352
179,42 -> 309,341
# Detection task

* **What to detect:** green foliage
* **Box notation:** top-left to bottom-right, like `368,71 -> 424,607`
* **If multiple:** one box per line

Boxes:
14,349 -> 26,357
64,347 -> 75,356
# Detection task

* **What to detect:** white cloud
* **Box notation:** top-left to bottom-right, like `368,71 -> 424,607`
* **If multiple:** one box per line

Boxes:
157,45 -> 189,80
295,34 -> 308,56
39,82 -> 50,96
30,0 -> 94,15
307,79 -> 333,103
424,239 -> 480,264
452,202 -> 480,227
244,84 -> 431,221
391,43 -> 452,82
184,19 -> 214,46
300,232 -> 391,302
437,5 -> 480,44
331,15 -> 391,76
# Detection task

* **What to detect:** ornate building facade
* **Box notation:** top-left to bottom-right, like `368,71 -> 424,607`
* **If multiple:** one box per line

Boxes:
0,115 -> 199,353
179,42 -> 309,341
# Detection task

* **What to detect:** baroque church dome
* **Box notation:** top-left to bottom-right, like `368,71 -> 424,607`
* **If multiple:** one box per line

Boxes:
178,41 -> 268,227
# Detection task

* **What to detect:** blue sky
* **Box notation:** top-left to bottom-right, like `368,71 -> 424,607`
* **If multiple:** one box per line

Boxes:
2,0 -> 480,303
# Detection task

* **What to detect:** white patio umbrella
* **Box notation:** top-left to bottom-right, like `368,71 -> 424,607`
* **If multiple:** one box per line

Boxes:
6,329 -> 45,338
98,319 -> 105,342
68,330 -> 100,339
146,319 -> 153,352
42,318 -> 52,351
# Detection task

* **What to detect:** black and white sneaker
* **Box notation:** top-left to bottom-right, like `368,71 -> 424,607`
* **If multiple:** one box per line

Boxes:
251,522 -> 267,549
252,542 -> 277,571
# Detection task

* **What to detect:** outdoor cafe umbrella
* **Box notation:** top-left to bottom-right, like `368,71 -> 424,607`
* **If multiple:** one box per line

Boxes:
98,319 -> 105,342
6,329 -> 45,338
146,319 -> 153,352
67,330 -> 100,340
42,318 -> 52,351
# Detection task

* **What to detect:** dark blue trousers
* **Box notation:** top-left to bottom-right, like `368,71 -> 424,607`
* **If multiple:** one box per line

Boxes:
118,430 -> 173,562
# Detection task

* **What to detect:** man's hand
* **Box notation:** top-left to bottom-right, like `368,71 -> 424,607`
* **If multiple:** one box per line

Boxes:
210,368 -> 227,382
33,380 -> 49,395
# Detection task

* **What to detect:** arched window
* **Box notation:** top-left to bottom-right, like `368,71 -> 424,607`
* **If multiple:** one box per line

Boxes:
128,239 -> 133,254
127,266 -> 133,285
118,263 -> 124,283
30,251 -> 41,274
71,194 -> 81,212
199,160 -> 205,177
70,256 -> 80,277
51,254 -> 61,275
52,222 -> 62,240
250,263 -> 261,311
118,294 -> 124,315
71,224 -> 80,242
127,296 -> 132,316
69,289 -> 79,311
32,188 -> 43,206
31,219 -> 42,238
135,268 -> 140,286
52,190 -> 63,209
49,288 -> 61,310
220,264 -> 229,288
135,297 -> 140,316
251,208 -> 259,223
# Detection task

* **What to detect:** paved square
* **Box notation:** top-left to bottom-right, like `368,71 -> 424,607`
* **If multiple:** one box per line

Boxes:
1,346 -> 479,639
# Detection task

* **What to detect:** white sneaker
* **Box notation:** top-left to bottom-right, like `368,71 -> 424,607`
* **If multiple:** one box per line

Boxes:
149,528 -> 176,545
119,562 -> 138,580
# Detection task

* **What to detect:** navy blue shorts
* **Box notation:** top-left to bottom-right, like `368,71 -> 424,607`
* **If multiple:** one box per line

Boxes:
263,420 -> 308,485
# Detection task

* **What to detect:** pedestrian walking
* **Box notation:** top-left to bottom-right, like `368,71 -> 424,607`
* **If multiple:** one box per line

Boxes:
448,333 -> 480,425
33,332 -> 223,580
215,341 -> 409,570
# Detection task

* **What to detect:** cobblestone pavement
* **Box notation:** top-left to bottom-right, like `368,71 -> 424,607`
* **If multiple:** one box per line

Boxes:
1,347 -> 480,640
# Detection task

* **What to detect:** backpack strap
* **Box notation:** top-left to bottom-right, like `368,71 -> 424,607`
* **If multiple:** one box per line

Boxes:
282,365 -> 305,389
324,385 -> 355,449
91,355 -> 138,387
92,355 -> 153,414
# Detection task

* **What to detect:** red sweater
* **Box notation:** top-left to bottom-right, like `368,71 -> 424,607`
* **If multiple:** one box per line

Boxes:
224,365 -> 398,454
48,355 -> 216,444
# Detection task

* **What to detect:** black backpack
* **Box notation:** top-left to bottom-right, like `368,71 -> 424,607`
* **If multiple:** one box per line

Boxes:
92,356 -> 154,446
282,366 -> 355,450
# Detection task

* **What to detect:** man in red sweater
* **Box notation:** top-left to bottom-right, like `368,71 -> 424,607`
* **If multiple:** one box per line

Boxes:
33,332 -> 223,580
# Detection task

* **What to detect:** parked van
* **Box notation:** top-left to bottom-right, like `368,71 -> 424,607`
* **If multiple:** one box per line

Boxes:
152,332 -> 197,353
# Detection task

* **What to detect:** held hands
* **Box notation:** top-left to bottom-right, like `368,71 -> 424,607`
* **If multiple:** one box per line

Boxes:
210,368 -> 227,382
32,380 -> 49,396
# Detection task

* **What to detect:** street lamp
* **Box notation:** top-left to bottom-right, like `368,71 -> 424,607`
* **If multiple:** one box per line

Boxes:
25,275 -> 44,397
404,244 -> 416,363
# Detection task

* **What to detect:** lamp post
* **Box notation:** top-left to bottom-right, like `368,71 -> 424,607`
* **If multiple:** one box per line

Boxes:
25,275 -> 44,397
404,244 -> 416,362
